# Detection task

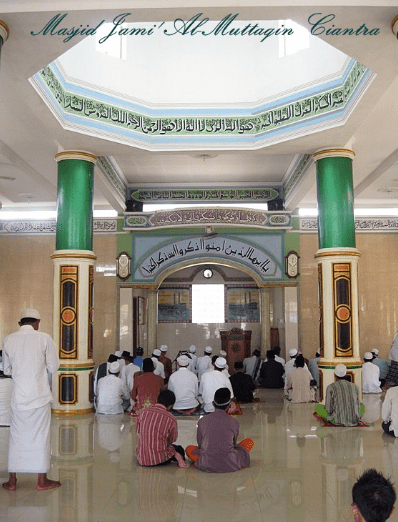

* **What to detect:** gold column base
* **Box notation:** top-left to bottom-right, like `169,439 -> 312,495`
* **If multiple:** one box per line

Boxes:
52,407 -> 94,416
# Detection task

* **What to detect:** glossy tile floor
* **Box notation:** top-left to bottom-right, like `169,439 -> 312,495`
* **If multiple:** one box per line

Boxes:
1,389 -> 397,522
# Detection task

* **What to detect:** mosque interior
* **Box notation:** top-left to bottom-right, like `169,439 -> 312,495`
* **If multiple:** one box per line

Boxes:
1,1 -> 398,520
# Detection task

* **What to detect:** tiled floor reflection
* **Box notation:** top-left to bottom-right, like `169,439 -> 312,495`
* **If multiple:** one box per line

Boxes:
1,389 -> 398,522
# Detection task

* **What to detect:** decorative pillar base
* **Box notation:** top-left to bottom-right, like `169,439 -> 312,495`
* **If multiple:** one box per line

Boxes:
52,250 -> 96,415
315,247 -> 362,402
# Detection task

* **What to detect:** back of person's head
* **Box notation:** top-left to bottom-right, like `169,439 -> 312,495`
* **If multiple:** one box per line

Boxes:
267,350 -> 275,360
142,358 -> 154,373
157,389 -> 176,408
136,347 -> 144,356
213,388 -> 231,410
352,469 -> 396,522
273,346 -> 281,355
211,355 -> 218,365
234,361 -> 244,371
108,354 -> 119,363
295,355 -> 305,368
253,349 -> 261,357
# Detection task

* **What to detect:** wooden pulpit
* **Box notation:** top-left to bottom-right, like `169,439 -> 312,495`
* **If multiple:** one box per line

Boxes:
220,328 -> 252,375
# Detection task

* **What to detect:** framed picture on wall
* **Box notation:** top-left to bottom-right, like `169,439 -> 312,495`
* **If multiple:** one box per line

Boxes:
138,296 -> 145,325
158,286 -> 191,323
226,286 -> 260,323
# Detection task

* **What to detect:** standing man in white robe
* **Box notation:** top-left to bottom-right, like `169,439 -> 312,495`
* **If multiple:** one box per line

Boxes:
2,308 -> 60,491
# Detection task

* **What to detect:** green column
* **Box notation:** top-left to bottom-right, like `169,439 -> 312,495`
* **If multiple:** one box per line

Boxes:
313,149 -> 356,249
55,151 -> 97,251
0,20 -> 10,68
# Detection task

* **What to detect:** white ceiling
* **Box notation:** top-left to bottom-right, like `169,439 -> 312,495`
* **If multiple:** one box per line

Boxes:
1,2 -> 398,213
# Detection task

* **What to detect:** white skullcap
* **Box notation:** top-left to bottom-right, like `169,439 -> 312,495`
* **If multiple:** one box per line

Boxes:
189,345 -> 196,353
371,349 -> 379,355
215,357 -> 227,369
289,348 -> 298,357
364,352 -> 373,361
334,364 -> 347,377
219,350 -> 227,357
153,349 -> 161,357
20,308 -> 40,320
205,346 -> 212,354
109,361 -> 120,374
115,351 -> 122,357
160,345 -> 168,352
177,355 -> 190,366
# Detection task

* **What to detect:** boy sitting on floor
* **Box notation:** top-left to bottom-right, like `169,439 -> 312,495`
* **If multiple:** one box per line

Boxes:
136,389 -> 186,468
185,387 -> 253,472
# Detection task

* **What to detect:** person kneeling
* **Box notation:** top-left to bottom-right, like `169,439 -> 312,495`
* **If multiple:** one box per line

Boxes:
136,389 -> 186,468
185,387 -> 254,473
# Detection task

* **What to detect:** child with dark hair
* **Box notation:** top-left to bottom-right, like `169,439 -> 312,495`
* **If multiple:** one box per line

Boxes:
136,390 -> 186,468
352,469 -> 396,522
185,387 -> 254,472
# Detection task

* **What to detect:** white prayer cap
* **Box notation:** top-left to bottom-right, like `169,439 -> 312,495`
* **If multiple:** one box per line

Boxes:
109,361 -> 120,374
153,349 -> 161,357
371,349 -> 379,356
205,346 -> 212,354
20,308 -> 40,320
215,357 -> 227,369
160,345 -> 168,352
219,350 -> 227,357
189,345 -> 196,353
334,364 -> 347,377
364,352 -> 373,361
289,348 -> 298,357
177,355 -> 190,366
115,351 -> 122,358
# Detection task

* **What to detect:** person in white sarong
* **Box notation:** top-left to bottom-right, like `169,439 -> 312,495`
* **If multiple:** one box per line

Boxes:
2,308 -> 60,491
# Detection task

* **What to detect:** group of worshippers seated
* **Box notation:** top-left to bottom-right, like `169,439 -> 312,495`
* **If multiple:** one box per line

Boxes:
242,347 -> 318,403
93,344 -> 256,418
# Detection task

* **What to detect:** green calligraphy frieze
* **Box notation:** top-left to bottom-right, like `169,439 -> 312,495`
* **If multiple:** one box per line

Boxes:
37,60 -> 369,144
129,187 -> 280,203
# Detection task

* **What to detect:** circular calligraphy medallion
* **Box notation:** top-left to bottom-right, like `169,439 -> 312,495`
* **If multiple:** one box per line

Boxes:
232,343 -> 240,353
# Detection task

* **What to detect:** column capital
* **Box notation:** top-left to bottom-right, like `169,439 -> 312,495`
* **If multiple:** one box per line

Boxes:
0,20 -> 10,43
312,148 -> 355,161
55,151 -> 97,164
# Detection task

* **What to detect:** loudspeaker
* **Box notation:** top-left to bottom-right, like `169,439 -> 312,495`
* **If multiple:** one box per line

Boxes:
126,199 -> 143,212
268,198 -> 284,211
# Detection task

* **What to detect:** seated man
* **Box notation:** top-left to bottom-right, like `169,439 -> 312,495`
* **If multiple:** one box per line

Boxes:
352,469 -> 396,522
136,389 -> 186,468
258,350 -> 284,389
133,347 -> 144,370
131,358 -> 164,413
96,361 -> 131,415
229,361 -> 256,403
120,354 -> 141,395
167,354 -> 200,413
185,388 -> 253,472
308,351 -> 320,387
362,352 -> 382,394
200,357 -> 234,413
159,345 -> 173,382
243,349 -> 262,381
315,364 -> 364,426
381,385 -> 398,437
371,348 -> 390,388
285,355 -> 315,403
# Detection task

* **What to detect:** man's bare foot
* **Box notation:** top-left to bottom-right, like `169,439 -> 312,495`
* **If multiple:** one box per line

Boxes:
2,480 -> 17,491
36,478 -> 61,491
174,452 -> 187,468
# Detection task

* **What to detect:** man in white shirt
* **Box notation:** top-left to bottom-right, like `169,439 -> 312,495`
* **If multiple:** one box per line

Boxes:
362,352 -> 382,393
2,308 -> 60,491
0,362 -> 13,426
96,361 -> 130,415
168,355 -> 200,412
196,347 -> 213,382
243,349 -> 262,381
200,357 -> 234,413
152,349 -> 165,379
120,354 -> 140,394
188,345 -> 198,373
382,385 -> 398,437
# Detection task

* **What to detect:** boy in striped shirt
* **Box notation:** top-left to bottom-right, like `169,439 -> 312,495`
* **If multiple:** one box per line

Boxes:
136,389 -> 186,468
